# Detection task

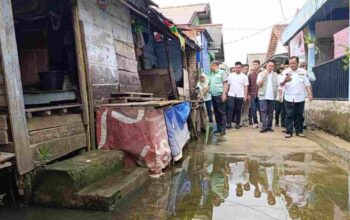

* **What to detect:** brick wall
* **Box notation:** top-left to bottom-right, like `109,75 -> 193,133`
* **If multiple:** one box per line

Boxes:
334,27 -> 349,59
186,50 -> 198,100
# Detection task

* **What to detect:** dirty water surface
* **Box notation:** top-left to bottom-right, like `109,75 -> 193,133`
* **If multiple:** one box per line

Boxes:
2,135 -> 350,220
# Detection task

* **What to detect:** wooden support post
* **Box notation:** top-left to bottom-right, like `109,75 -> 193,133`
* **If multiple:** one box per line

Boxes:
165,39 -> 179,100
72,2 -> 93,150
0,0 -> 34,174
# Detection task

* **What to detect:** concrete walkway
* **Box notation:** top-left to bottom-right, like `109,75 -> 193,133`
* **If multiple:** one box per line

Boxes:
206,127 -> 322,155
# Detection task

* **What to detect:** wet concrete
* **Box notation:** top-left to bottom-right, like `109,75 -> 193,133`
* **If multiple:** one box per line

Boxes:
2,127 -> 350,220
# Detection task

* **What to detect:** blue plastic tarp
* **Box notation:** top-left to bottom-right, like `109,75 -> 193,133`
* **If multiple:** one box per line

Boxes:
164,102 -> 191,161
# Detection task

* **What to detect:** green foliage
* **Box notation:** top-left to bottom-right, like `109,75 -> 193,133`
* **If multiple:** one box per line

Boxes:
304,32 -> 316,45
341,45 -> 350,70
304,31 -> 320,55
36,147 -> 52,166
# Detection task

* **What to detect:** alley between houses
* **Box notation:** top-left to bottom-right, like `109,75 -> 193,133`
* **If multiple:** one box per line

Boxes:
2,127 -> 350,220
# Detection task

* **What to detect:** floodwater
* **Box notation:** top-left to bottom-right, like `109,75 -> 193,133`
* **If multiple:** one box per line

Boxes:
2,136 -> 350,220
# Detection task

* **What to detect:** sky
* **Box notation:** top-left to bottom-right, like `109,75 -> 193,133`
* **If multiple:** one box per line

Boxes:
153,0 -> 307,66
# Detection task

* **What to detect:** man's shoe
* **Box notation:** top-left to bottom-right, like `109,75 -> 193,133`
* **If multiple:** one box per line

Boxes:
235,125 -> 241,129
296,133 -> 306,138
226,125 -> 232,129
282,130 -> 287,133
267,128 -> 274,132
252,124 -> 259,129
214,130 -> 221,134
220,130 -> 226,136
285,134 -> 293,138
260,129 -> 268,133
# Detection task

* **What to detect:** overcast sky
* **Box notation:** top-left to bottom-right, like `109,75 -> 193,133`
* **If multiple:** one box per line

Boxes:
154,0 -> 307,66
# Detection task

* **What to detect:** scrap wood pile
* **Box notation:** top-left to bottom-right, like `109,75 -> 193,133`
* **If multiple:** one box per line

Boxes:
188,100 -> 207,139
99,92 -> 166,105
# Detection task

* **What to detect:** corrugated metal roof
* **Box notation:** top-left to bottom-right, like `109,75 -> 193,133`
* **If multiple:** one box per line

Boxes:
157,3 -> 209,25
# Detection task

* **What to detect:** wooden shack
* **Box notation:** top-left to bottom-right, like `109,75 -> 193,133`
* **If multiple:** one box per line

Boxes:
0,0 -> 199,180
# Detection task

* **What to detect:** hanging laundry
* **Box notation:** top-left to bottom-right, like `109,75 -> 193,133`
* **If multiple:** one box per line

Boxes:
163,20 -> 186,50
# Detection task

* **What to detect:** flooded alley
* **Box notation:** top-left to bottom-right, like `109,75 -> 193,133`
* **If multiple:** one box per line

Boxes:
2,127 -> 350,220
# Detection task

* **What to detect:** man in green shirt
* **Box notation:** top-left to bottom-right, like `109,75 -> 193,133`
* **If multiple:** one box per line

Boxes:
208,61 -> 228,135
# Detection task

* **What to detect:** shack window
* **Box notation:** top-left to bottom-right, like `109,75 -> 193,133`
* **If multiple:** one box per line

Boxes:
12,0 -> 81,110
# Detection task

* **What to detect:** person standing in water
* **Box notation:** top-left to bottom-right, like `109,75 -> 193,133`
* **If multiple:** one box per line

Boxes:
196,74 -> 213,126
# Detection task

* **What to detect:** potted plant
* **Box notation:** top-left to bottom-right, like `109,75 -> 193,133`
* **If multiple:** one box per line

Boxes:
304,32 -> 317,48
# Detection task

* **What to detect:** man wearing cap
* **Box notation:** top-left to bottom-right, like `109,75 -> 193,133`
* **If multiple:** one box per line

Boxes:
208,61 -> 228,136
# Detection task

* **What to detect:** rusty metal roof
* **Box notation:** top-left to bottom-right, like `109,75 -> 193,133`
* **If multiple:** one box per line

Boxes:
157,3 -> 209,25
266,24 -> 288,59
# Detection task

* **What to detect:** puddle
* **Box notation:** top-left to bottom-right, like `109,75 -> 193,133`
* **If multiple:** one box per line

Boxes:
2,140 -> 350,220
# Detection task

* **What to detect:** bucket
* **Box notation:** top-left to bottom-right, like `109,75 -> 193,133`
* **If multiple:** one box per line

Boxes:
38,71 -> 65,91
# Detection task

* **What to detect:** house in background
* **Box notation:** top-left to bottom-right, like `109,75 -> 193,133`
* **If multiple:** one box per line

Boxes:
282,0 -> 350,142
178,25 -> 213,74
246,53 -> 267,69
266,25 -> 288,60
261,24 -> 289,68
157,3 -> 225,98
158,3 -> 225,63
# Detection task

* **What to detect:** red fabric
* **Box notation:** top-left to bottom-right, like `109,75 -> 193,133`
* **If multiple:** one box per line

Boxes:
96,107 -> 171,174
163,19 -> 173,28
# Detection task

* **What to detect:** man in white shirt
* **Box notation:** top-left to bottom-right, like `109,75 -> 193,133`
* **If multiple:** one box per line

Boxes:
256,61 -> 279,133
226,62 -> 249,129
279,56 -> 313,138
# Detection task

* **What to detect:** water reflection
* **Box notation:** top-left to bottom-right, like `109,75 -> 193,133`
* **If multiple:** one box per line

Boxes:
2,150 -> 350,220
116,151 -> 350,220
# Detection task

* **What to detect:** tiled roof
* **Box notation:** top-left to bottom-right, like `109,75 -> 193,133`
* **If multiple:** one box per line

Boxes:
266,24 -> 287,59
157,3 -> 209,25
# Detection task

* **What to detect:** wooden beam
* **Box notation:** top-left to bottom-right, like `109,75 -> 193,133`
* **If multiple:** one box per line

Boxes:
0,131 -> 8,145
0,115 -> 7,130
0,0 -> 33,174
25,104 -> 81,113
78,20 -> 96,150
0,152 -> 15,163
27,114 -> 83,132
165,39 -> 179,100
72,2 -> 92,151
0,95 -> 6,107
29,123 -> 85,145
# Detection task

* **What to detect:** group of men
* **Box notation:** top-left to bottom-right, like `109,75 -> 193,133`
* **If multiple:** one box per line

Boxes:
196,56 -> 313,138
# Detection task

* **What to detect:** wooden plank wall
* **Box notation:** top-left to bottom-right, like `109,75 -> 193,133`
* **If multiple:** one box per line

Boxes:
154,40 -> 184,84
139,68 -> 172,98
27,114 -> 86,164
77,0 -> 141,101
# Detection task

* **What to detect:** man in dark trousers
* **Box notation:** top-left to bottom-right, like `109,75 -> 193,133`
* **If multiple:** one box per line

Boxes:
256,61 -> 279,133
248,60 -> 261,128
208,61 -> 228,136
279,56 -> 313,138
226,62 -> 249,129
